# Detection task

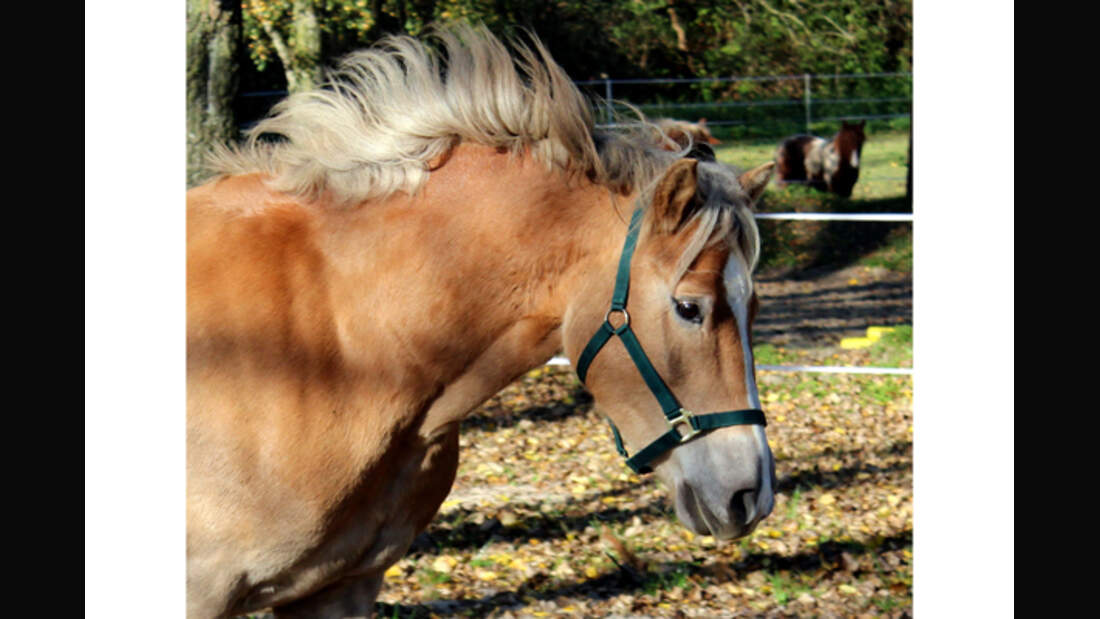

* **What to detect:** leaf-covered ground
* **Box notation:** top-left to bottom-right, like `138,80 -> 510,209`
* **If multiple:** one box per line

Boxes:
373,269 -> 913,618
375,365 -> 911,618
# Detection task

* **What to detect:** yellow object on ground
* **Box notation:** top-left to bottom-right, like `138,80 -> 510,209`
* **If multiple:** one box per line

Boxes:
840,326 -> 896,349
865,326 -> 896,340
840,337 -> 874,349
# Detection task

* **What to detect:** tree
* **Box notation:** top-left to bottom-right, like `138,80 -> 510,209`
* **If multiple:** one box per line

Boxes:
243,0 -> 322,93
187,0 -> 242,187
240,0 -> 421,95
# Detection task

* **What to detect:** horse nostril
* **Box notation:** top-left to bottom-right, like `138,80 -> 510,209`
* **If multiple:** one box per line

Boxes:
730,489 -> 757,526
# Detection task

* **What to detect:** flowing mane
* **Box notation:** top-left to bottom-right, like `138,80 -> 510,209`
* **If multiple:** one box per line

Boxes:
209,25 -> 645,203
206,24 -> 759,272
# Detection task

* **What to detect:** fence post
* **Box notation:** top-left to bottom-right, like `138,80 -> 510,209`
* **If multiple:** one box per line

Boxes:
803,73 -> 812,133
604,78 -> 614,125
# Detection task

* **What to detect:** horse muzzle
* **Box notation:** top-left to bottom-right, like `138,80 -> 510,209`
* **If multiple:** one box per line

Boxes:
674,481 -> 771,540
665,433 -> 776,540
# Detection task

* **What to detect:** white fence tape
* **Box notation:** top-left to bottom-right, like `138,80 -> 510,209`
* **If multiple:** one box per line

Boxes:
755,213 -> 913,222
545,356 -> 912,376
757,364 -> 912,375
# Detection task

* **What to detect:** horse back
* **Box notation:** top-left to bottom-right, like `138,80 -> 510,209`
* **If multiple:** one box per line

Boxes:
775,135 -> 826,184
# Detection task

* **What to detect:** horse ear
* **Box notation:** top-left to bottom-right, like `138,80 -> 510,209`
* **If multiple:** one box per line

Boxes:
649,158 -> 700,235
738,161 -> 774,205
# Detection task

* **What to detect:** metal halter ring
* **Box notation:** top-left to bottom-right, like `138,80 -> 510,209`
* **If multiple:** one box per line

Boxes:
667,409 -> 700,442
604,307 -> 630,332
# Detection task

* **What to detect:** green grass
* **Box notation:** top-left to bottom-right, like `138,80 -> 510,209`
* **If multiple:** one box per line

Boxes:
641,564 -> 694,595
872,595 -> 905,613
765,571 -> 814,606
786,487 -> 804,521
867,325 -> 913,368
755,325 -> 911,370
417,568 -> 452,586
858,226 -> 912,272
862,378 -> 907,405
753,343 -> 798,366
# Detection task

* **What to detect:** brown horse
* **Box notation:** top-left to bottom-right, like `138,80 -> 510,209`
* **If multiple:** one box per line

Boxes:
653,117 -> 722,151
774,120 -> 866,197
188,26 -> 776,618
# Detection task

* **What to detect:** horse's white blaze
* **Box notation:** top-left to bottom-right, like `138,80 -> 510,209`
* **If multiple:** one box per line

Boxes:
723,249 -> 774,515
722,251 -> 760,410
850,150 -> 860,168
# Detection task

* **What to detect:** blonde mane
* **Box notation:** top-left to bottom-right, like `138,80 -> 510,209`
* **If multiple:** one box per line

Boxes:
206,23 -> 758,270
212,25 -> 629,203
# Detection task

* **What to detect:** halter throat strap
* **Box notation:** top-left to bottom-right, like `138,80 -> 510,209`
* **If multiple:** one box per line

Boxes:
575,208 -> 766,474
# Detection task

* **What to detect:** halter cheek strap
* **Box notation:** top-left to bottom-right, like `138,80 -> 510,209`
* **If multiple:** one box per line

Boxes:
575,208 -> 767,474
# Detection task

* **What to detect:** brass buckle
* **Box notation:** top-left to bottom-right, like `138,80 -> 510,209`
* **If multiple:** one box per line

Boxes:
667,409 -> 699,442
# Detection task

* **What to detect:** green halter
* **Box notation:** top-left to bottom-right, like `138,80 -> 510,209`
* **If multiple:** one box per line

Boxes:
574,208 -> 767,474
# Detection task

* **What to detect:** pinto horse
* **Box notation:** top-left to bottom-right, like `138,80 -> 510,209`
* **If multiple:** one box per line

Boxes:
774,120 -> 866,197
188,26 -> 776,618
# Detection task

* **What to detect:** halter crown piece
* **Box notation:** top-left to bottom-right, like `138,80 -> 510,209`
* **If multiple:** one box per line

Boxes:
575,208 -> 767,474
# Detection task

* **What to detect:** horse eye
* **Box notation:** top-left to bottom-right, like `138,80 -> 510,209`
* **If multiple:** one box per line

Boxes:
675,300 -> 702,323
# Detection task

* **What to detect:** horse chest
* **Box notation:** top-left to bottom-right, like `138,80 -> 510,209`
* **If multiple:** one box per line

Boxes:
306,421 -> 460,564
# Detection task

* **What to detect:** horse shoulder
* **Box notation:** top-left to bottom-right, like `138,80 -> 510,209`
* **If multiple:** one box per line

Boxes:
187,173 -> 469,615
187,174 -> 336,375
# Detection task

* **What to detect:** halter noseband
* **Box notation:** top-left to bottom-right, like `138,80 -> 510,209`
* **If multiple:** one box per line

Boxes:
574,207 -> 767,474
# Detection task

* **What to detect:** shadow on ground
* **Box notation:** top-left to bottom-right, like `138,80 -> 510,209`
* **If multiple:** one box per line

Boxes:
377,530 -> 913,618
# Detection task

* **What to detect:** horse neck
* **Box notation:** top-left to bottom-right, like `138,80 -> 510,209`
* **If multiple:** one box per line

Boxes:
316,143 -> 628,431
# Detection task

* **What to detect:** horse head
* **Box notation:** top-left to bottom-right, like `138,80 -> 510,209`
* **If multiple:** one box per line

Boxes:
826,121 -> 866,197
837,120 -> 866,169
565,156 -> 776,540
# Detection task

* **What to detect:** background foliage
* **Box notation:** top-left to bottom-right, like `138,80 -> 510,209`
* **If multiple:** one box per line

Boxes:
242,0 -> 911,80
231,0 -> 911,126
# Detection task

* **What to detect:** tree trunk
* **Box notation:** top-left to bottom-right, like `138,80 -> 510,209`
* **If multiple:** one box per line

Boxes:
667,4 -> 689,52
255,0 -> 321,94
186,0 -> 241,188
289,0 -> 322,93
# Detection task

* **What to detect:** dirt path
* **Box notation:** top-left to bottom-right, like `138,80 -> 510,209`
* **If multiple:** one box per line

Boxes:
754,265 -> 912,348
